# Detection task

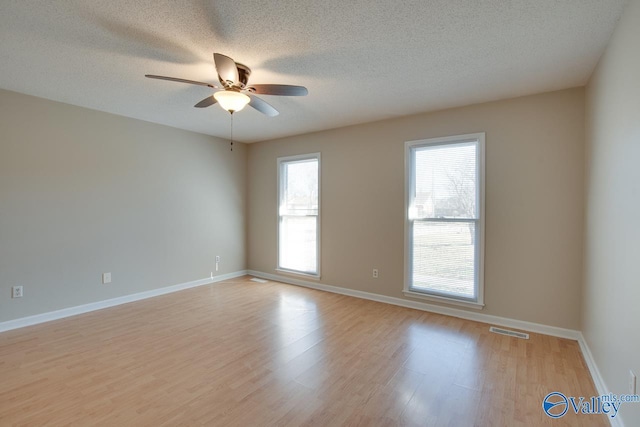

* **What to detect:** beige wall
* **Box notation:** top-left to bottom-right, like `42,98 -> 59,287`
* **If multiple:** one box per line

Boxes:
584,0 -> 640,424
248,88 -> 585,330
0,89 -> 246,322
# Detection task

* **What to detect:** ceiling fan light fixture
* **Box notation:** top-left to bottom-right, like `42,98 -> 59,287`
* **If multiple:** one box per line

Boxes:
146,52 -> 307,117
214,91 -> 250,113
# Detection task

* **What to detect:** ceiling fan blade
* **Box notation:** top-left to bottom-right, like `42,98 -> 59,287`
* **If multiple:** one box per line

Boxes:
214,53 -> 239,86
145,75 -> 217,88
194,96 -> 217,108
248,94 -> 279,117
248,84 -> 308,96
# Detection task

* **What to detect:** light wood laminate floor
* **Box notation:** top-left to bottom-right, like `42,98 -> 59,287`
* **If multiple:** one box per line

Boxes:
0,276 -> 607,426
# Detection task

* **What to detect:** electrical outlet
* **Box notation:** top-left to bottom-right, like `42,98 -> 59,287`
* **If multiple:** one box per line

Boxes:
215,256 -> 221,263
215,255 -> 220,271
630,370 -> 637,395
11,286 -> 23,298
102,272 -> 112,284
373,269 -> 379,278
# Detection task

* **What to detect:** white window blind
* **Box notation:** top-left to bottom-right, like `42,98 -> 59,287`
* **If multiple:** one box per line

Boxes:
277,154 -> 320,276
405,134 -> 485,306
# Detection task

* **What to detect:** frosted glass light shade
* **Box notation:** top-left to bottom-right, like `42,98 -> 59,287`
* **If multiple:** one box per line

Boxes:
214,91 -> 250,113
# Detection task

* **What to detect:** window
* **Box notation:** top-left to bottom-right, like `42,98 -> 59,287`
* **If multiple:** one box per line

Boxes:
277,153 -> 320,276
405,133 -> 485,307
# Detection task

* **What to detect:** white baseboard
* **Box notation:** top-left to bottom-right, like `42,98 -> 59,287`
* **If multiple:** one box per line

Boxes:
578,333 -> 624,427
247,270 -> 580,340
0,270 -> 247,333
578,332 -> 609,398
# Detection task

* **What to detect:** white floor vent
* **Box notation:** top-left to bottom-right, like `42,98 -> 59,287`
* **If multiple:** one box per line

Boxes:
489,326 -> 529,339
250,277 -> 268,283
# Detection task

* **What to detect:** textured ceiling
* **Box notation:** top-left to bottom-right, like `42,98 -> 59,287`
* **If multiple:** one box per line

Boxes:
0,0 -> 626,143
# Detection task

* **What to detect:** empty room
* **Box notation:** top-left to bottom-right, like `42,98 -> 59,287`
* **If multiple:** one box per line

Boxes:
1,1 -> 639,425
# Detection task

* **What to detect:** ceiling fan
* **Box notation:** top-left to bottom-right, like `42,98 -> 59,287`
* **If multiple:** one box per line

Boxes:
146,53 -> 308,117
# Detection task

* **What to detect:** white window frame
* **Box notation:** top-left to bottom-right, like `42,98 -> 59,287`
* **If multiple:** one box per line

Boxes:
404,133 -> 485,309
276,153 -> 321,278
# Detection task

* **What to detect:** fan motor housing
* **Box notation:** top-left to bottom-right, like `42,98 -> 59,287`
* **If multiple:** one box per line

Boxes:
236,63 -> 251,89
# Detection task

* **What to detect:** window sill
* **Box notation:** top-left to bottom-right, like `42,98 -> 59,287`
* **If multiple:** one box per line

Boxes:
275,268 -> 321,281
403,290 -> 484,310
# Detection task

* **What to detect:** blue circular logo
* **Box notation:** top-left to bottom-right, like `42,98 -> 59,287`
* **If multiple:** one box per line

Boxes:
543,392 -> 568,418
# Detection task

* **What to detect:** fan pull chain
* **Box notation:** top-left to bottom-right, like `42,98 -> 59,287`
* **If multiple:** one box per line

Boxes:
230,112 -> 234,151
